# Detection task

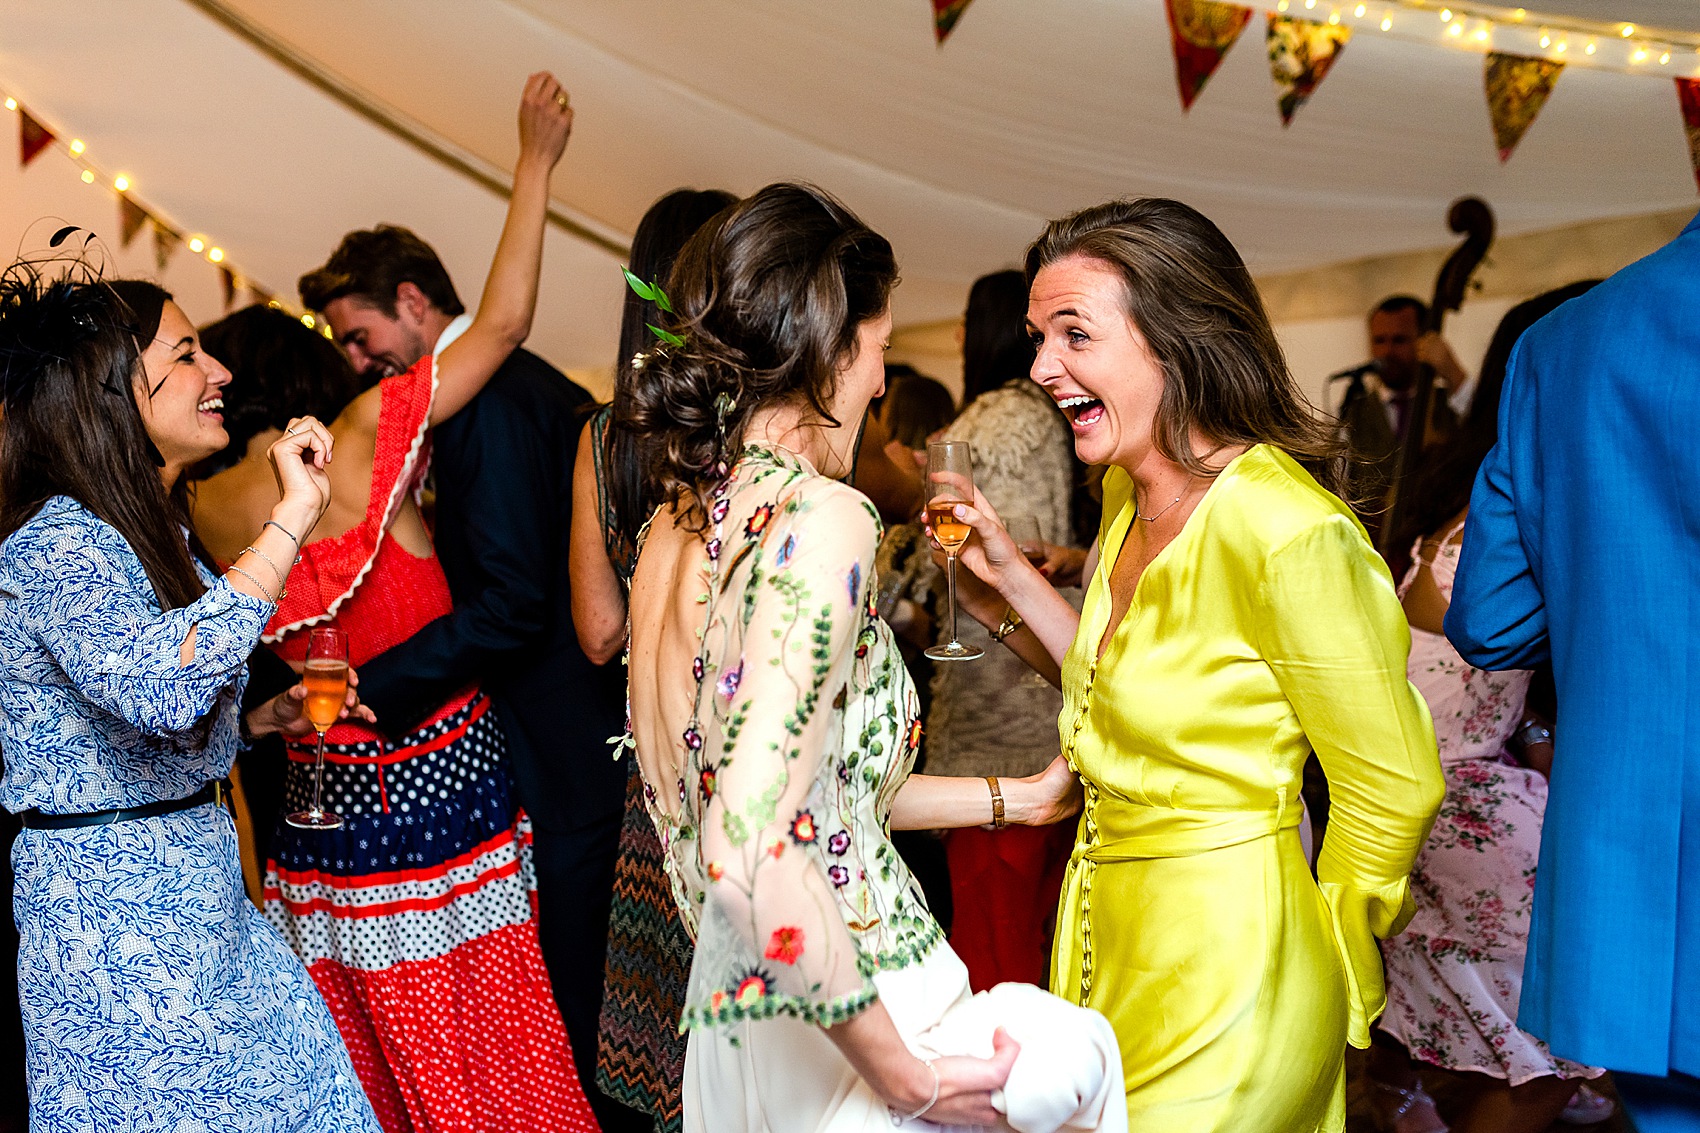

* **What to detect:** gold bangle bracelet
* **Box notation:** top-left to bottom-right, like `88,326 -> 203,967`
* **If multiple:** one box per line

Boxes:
992,605 -> 1023,643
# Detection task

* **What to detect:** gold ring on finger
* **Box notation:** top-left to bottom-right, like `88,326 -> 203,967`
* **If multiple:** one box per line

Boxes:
555,92 -> 569,111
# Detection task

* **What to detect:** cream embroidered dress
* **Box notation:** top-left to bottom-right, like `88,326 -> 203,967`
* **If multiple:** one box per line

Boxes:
628,445 -> 1124,1133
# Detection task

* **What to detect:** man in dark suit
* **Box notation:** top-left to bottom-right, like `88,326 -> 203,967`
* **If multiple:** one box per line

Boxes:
301,227 -> 638,1132
1334,294 -> 1467,542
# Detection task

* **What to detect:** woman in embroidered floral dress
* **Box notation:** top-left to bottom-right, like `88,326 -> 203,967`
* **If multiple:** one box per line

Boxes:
623,183 -> 1125,1133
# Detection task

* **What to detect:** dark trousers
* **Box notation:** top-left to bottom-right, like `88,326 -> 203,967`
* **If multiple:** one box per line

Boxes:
1616,1072 -> 1700,1133
530,812 -> 650,1133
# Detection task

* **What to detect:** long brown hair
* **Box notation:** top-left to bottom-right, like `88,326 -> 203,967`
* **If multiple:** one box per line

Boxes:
0,269 -> 207,609
621,183 -> 898,528
1025,198 -> 1349,497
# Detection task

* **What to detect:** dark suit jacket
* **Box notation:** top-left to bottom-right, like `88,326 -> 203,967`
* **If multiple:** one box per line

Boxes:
1338,376 -> 1457,545
355,348 -> 628,834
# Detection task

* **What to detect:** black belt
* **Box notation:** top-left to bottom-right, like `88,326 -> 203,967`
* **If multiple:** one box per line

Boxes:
19,779 -> 231,830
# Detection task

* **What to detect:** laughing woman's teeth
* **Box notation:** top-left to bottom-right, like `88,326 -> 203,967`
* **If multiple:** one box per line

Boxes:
1057,394 -> 1104,425
197,397 -> 224,413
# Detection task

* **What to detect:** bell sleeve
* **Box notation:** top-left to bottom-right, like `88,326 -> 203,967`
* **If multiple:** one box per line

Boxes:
683,487 -> 883,1029
0,513 -> 271,736
1256,514 -> 1446,1048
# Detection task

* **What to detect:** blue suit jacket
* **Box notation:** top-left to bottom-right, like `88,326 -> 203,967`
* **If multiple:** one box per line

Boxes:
1446,214 -> 1700,1076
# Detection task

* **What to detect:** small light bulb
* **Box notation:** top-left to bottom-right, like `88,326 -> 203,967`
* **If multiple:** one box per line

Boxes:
1633,47 -> 1648,62
1277,0 -> 1289,11
1621,24 -> 1636,37
3,98 -> 15,111
267,299 -> 282,309
207,247 -> 224,263
188,237 -> 205,253
1512,8 -> 1526,20
1585,41 -> 1596,54
1354,3 -> 1365,16
1539,32 -> 1551,47
321,324 -> 333,339
79,169 -> 94,184
1329,10 -> 1341,25
1380,14 -> 1392,30
1556,39 -> 1568,53
1449,22 -> 1464,37
1662,51 -> 1672,65
1440,7 -> 1452,22
1305,0 -> 1316,9
301,313 -> 316,329
113,175 -> 129,192
1474,26 -> 1489,41
68,139 -> 84,155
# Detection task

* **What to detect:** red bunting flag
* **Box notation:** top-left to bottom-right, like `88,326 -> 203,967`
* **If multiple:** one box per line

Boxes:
118,194 -> 149,248
152,220 -> 181,271
932,0 -> 974,45
1266,15 -> 1350,127
1484,53 -> 1563,162
1677,78 -> 1700,192
219,265 -> 237,309
1165,0 -> 1252,111
18,108 -> 53,167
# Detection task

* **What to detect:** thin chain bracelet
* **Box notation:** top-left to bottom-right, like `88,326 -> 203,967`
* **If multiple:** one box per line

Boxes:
228,563 -> 279,604
241,545 -> 289,597
263,520 -> 303,562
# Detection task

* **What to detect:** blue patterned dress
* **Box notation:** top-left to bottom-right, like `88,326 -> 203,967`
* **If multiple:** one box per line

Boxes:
0,496 -> 379,1132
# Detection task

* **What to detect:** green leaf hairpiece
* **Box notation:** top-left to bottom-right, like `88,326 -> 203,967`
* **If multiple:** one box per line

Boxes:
623,265 -> 683,347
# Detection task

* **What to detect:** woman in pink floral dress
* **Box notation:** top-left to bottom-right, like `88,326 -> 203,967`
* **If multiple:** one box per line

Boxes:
1368,284 -> 1611,1133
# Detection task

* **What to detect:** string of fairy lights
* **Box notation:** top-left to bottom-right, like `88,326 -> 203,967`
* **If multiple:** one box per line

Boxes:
1,89 -> 329,335
1269,0 -> 1700,76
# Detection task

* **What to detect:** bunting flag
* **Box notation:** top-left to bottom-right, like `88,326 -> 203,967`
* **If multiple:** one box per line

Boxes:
1266,15 -> 1350,127
932,0 -> 974,46
152,220 -> 181,271
1484,53 -> 1564,162
1678,79 -> 1700,191
118,193 -> 149,248
1166,0 -> 1252,111
219,265 -> 237,309
18,108 -> 53,167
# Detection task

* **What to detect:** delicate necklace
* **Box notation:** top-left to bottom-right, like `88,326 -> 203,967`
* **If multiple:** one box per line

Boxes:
1134,476 -> 1194,523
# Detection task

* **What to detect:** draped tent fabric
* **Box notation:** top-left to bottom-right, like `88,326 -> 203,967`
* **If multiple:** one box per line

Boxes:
0,0 -> 1697,377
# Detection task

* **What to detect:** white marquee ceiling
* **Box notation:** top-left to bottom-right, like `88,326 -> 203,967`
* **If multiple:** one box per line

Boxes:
0,0 -> 1694,372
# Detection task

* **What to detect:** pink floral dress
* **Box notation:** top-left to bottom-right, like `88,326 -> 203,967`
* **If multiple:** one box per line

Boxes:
1377,523 -> 1603,1085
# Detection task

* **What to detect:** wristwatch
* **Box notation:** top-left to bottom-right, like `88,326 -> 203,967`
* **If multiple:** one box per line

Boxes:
1515,719 -> 1553,748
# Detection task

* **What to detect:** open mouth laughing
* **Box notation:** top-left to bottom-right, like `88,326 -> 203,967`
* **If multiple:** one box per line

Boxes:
1057,394 -> 1105,430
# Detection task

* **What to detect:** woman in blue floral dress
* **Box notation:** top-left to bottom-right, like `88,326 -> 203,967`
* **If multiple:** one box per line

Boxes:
622,185 -> 1124,1132
0,271 -> 379,1131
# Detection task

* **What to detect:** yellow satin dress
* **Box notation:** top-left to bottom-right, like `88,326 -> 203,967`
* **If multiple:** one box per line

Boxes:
1052,445 -> 1444,1132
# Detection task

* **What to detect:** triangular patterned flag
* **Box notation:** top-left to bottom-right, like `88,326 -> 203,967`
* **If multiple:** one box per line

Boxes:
219,265 -> 237,309
152,220 -> 181,271
118,194 -> 149,248
18,109 -> 53,167
1266,15 -> 1350,126
1484,53 -> 1563,162
1166,0 -> 1252,111
932,0 -> 974,45
1677,78 -> 1700,192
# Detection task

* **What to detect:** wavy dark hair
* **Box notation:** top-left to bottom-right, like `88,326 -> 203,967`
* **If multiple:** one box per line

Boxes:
1392,279 -> 1600,552
604,188 -> 737,554
0,270 -> 206,609
961,269 -> 1037,408
1026,198 -> 1349,498
622,183 -> 899,528
194,303 -> 366,477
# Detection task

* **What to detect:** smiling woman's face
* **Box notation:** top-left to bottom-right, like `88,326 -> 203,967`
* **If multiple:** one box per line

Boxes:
133,300 -> 232,478
1026,253 -> 1165,474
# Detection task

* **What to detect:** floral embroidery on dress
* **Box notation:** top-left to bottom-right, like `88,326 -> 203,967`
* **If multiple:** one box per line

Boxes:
638,445 -> 941,1032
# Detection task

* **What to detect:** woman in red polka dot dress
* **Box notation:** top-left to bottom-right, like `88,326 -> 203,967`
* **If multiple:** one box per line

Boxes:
258,75 -> 599,1133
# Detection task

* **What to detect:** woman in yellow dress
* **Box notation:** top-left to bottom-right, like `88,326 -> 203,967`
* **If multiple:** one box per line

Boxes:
944,198 -> 1446,1132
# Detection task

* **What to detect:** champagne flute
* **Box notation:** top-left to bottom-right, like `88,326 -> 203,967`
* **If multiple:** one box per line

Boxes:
1006,515 -> 1046,569
286,626 -> 348,831
924,441 -> 985,662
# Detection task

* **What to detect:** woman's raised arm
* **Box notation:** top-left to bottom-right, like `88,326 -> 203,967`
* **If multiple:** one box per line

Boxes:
431,72 -> 574,426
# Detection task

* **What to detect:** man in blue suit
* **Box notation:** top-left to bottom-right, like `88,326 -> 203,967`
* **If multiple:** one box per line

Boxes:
1447,215 -> 1700,1131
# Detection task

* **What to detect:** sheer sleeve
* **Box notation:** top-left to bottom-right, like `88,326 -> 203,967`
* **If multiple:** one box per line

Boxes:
1256,515 -> 1446,1048
684,484 -> 882,1029
0,512 -> 270,735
